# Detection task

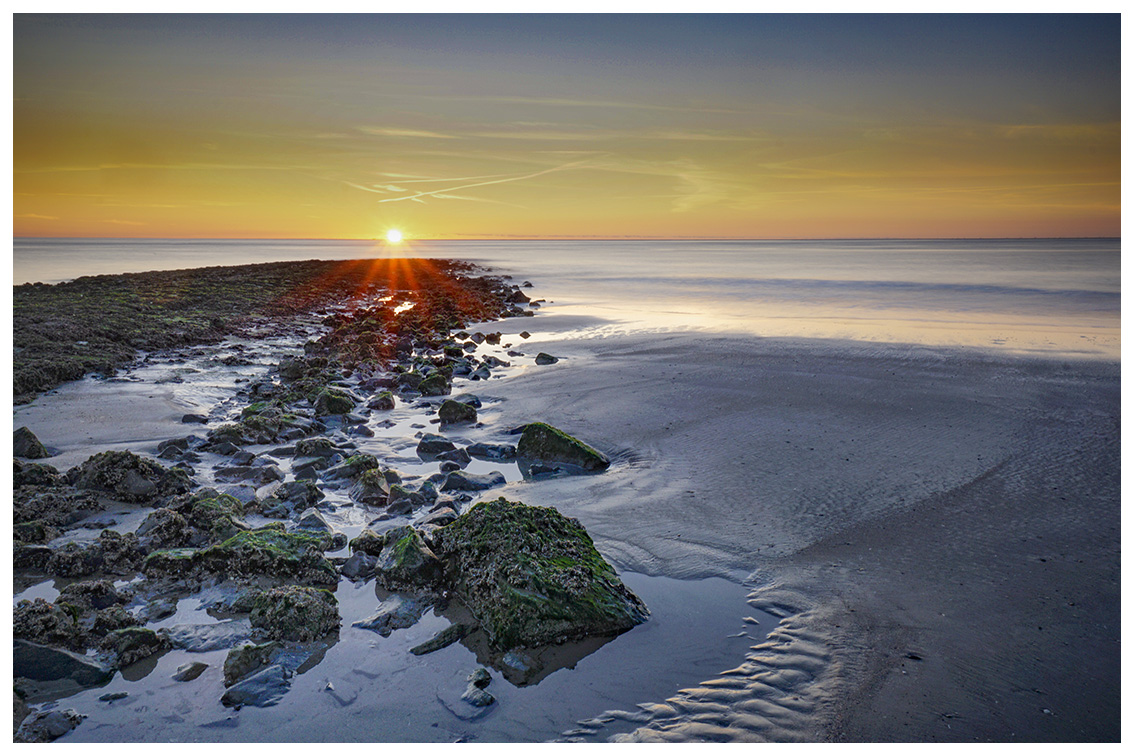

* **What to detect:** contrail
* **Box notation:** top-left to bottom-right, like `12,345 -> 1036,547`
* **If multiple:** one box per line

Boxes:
374,160 -> 590,204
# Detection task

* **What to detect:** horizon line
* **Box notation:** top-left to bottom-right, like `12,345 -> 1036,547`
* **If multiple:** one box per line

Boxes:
12,235 -> 1121,242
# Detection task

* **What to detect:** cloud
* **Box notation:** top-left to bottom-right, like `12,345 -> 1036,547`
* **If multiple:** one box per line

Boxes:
15,213 -> 58,220
362,160 -> 591,205
357,126 -> 456,139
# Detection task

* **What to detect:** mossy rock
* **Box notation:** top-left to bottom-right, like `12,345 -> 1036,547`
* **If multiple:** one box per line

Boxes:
249,586 -> 340,642
516,422 -> 610,472
418,372 -> 451,397
223,642 -> 279,686
372,525 -> 444,591
177,490 -> 245,531
141,547 -> 198,579
438,399 -> 477,425
195,528 -> 339,585
338,453 -> 381,478
295,437 -> 337,458
433,497 -> 647,650
314,387 -> 354,415
66,450 -> 191,502
348,528 -> 386,557
98,627 -> 167,668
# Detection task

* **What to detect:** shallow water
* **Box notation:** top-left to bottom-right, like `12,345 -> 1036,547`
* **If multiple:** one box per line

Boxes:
14,237 -> 1120,358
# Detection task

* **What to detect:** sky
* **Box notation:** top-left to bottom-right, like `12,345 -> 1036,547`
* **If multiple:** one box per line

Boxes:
11,13 -> 1121,240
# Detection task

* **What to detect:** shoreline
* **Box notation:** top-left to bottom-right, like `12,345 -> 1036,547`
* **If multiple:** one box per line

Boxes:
11,260 -> 1121,742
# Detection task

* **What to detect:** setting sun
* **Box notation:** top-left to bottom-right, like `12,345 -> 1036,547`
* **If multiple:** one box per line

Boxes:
385,229 -> 404,244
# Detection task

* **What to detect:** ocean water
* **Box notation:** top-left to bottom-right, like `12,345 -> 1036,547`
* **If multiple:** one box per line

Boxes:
13,237 -> 1120,358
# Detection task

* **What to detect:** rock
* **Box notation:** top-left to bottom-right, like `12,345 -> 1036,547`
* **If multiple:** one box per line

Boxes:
351,594 -> 431,636
314,387 -> 355,415
534,352 -> 559,365
373,526 -> 445,590
418,372 -> 451,397
348,528 -> 386,557
249,586 -> 340,642
171,661 -> 208,682
518,331 -> 531,339
67,450 -> 191,503
46,530 -> 144,577
461,684 -> 495,707
136,507 -> 192,550
294,437 -> 338,458
341,551 -> 378,580
465,442 -> 517,460
417,433 -> 457,456
14,459 -> 64,488
223,642 -> 279,686
438,399 -> 477,425
516,422 -> 610,472
468,667 -> 492,688
350,469 -> 391,506
432,498 -> 648,649
14,427 -> 49,459
329,453 -> 381,479
441,470 -> 506,492
200,528 -> 338,582
367,391 -> 395,410
13,639 -> 114,688
57,580 -> 123,611
14,599 -> 81,648
452,393 -> 482,408
271,479 -> 325,509
163,619 -> 254,652
136,597 -> 178,623
409,623 -> 473,656
507,289 -> 530,304
437,447 -> 471,466
15,708 -> 85,743
181,414 -> 208,424
293,507 -> 334,533
221,664 -> 290,708
98,627 -> 167,668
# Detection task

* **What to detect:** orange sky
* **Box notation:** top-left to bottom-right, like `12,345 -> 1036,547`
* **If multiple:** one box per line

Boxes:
13,15 -> 1121,240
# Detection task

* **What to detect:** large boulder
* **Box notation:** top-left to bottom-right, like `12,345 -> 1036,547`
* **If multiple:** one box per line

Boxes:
516,422 -> 610,472
432,498 -> 647,650
249,586 -> 339,642
14,426 -> 49,459
143,528 -> 338,585
67,451 -> 191,503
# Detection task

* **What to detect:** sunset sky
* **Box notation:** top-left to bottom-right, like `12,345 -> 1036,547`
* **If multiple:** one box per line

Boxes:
13,14 -> 1120,240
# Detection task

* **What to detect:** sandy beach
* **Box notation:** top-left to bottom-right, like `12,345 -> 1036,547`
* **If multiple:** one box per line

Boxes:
14,285 -> 1119,741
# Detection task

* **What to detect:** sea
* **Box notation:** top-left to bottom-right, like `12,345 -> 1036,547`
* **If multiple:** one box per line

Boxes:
13,238 -> 1120,362
12,237 -> 1121,359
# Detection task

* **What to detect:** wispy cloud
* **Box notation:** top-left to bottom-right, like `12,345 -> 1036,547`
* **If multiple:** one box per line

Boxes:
347,160 -> 591,205
15,213 -> 58,220
357,126 -> 456,139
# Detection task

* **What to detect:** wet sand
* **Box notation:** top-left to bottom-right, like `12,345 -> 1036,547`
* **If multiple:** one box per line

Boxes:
479,328 -> 1120,741
13,310 -> 1119,741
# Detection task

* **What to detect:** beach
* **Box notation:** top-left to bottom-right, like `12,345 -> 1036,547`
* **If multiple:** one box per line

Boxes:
11,242 -> 1120,742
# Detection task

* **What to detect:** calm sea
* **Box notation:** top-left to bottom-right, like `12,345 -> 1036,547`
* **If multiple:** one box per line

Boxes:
12,238 -> 1120,358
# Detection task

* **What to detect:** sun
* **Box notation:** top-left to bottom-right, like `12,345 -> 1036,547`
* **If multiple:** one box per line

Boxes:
385,229 -> 404,244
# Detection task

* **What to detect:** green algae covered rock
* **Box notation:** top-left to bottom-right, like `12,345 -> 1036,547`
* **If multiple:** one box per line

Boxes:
314,387 -> 354,415
143,528 -> 338,585
14,426 -> 49,459
348,528 -> 386,557
516,422 -> 610,472
67,450 -> 191,502
197,528 -> 339,585
438,399 -> 477,425
223,642 -> 279,685
418,372 -> 451,397
249,586 -> 340,642
433,497 -> 647,650
372,525 -> 445,591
